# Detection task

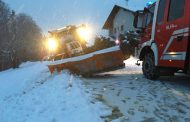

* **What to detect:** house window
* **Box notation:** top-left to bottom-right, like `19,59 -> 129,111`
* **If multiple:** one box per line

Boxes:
121,25 -> 124,31
168,0 -> 185,21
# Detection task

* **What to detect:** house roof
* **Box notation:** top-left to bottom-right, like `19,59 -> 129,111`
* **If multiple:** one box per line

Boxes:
102,5 -> 135,29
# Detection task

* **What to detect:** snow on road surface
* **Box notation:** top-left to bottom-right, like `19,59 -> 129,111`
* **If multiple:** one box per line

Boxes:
80,57 -> 190,122
0,62 -> 102,122
0,57 -> 190,122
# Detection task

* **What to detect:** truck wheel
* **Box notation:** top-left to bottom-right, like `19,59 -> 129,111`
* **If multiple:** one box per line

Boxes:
142,53 -> 159,80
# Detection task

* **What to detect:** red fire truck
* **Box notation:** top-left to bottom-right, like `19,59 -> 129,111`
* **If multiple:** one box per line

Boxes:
133,0 -> 190,79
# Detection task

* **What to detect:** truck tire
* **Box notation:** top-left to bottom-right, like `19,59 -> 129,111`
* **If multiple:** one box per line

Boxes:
142,52 -> 160,80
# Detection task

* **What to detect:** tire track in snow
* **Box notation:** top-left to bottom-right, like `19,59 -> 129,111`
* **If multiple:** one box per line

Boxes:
80,72 -> 190,122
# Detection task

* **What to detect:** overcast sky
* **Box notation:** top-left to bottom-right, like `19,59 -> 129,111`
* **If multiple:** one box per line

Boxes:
4,0 -> 152,36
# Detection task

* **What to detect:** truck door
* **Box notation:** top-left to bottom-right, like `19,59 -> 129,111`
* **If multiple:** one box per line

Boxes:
155,0 -> 189,69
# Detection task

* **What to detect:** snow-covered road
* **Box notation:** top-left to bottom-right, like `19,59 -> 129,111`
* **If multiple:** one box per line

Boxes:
0,58 -> 190,122
80,57 -> 190,122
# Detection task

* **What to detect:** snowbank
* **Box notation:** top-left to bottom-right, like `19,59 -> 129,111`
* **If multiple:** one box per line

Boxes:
0,62 -> 102,122
0,62 -> 48,98
124,56 -> 142,71
100,56 -> 142,75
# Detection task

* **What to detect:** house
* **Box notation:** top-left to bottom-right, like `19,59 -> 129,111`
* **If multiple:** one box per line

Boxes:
103,5 -> 143,39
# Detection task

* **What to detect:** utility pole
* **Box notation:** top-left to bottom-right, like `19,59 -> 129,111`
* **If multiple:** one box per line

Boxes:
125,0 -> 129,6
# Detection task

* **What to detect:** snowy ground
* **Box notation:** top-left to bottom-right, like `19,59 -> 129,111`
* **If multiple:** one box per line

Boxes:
80,57 -> 190,122
0,62 -> 102,122
0,58 -> 190,122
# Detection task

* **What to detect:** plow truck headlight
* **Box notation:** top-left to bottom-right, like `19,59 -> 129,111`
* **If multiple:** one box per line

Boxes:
77,25 -> 92,41
47,38 -> 58,51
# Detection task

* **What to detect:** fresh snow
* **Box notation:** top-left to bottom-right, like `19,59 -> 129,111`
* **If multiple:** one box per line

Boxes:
0,62 -> 102,122
100,56 -> 142,75
49,46 -> 120,65
1,57 -> 190,122
81,57 -> 190,122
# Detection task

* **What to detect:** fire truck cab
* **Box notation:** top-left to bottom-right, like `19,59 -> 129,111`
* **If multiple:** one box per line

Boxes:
134,0 -> 190,79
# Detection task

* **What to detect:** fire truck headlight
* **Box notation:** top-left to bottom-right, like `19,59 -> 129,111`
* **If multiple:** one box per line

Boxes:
47,38 -> 57,51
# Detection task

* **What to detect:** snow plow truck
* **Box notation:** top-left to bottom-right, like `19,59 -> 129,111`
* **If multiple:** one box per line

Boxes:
133,0 -> 190,79
47,25 -> 125,75
48,25 -> 87,58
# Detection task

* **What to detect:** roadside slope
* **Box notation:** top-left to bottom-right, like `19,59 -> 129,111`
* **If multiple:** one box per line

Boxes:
0,62 -> 102,122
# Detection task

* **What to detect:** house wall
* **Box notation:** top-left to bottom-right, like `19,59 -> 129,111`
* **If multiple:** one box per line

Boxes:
112,9 -> 135,38
110,9 -> 144,39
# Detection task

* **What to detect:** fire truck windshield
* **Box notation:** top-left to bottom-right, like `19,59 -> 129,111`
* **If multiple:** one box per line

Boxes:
143,5 -> 155,27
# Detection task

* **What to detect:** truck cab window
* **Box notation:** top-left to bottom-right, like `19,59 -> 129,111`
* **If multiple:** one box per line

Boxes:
143,5 -> 155,27
157,0 -> 166,23
168,0 -> 185,21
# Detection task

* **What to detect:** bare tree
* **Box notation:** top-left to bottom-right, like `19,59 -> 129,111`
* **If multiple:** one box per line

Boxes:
0,0 -> 43,70
15,13 -> 42,62
0,0 -> 12,70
